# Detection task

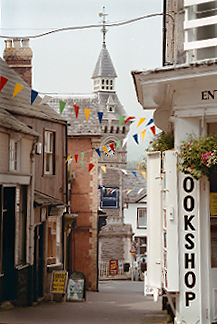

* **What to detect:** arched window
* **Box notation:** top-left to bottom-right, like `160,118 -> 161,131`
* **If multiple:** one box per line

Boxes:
110,126 -> 114,133
116,127 -> 119,133
104,126 -> 107,133
122,127 -> 126,134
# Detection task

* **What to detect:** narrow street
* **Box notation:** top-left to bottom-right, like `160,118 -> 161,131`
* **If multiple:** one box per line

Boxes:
0,281 -> 168,324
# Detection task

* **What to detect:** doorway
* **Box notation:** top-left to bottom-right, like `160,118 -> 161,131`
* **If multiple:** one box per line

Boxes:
2,187 -> 16,301
33,224 -> 44,301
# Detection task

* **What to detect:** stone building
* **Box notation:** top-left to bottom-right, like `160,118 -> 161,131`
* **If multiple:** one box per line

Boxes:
49,11 -> 133,285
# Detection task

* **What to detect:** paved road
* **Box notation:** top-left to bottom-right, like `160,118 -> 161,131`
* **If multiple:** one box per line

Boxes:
0,281 -> 168,324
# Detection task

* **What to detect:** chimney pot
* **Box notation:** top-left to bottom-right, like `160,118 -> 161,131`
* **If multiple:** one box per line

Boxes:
5,39 -> 12,49
13,38 -> 21,49
22,39 -> 29,48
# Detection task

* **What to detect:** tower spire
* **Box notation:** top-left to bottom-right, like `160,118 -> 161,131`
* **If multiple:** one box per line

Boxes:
99,7 -> 108,48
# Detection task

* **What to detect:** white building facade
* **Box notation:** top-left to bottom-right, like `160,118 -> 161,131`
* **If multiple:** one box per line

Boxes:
132,0 -> 217,323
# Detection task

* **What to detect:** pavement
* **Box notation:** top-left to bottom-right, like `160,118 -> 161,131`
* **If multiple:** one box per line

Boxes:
0,280 -> 169,324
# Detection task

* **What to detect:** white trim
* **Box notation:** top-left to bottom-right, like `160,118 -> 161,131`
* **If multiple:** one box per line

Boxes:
184,15 -> 217,30
184,37 -> 217,50
184,0 -> 216,7
0,173 -> 30,185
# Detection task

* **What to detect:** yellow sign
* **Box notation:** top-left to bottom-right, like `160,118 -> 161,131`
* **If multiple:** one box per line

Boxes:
51,271 -> 67,294
210,193 -> 217,216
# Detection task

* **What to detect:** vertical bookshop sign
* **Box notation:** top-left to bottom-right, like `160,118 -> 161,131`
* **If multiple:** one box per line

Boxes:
50,270 -> 68,294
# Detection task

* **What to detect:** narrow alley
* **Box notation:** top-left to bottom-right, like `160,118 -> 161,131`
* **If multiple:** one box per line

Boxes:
0,281 -> 168,324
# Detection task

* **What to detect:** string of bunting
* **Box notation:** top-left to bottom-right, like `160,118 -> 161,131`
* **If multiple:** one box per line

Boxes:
0,75 -> 156,144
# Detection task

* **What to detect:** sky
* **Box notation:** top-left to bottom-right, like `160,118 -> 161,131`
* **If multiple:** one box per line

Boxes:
0,0 -> 163,162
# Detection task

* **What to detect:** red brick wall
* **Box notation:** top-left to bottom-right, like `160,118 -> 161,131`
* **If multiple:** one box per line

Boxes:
68,137 -> 96,290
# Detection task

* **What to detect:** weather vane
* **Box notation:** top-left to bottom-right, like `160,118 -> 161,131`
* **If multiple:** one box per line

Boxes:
99,6 -> 108,48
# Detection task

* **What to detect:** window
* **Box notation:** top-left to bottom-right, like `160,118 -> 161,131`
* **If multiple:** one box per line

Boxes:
44,131 -> 55,175
137,208 -> 147,228
9,139 -> 20,171
47,216 -> 61,265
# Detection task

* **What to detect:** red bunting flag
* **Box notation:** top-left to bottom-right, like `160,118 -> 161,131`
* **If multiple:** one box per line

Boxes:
124,116 -> 135,124
150,125 -> 156,135
0,76 -> 8,92
108,189 -> 113,194
73,105 -> 79,118
109,143 -> 115,152
75,154 -> 78,163
88,163 -> 94,172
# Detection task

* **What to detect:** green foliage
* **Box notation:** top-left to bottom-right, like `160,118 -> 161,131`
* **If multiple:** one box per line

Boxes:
177,134 -> 217,180
147,131 -> 174,153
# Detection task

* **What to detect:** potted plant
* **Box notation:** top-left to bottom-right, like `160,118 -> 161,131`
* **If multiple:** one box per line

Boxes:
177,134 -> 217,180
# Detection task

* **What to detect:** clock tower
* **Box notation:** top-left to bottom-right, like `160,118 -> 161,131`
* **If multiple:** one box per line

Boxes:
92,9 -> 132,263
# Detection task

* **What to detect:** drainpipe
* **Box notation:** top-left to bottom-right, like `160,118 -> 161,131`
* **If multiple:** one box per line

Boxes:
30,141 -> 37,266
62,123 -> 68,269
163,0 -> 167,66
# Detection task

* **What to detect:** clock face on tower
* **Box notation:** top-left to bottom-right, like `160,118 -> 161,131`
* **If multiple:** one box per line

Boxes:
102,142 -> 116,157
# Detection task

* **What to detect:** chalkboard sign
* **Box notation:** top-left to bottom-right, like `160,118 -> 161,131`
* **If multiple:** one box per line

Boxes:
50,270 -> 68,294
67,279 -> 85,301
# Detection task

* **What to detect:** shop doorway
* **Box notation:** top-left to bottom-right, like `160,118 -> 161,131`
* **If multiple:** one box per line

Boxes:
33,224 -> 44,301
2,187 -> 16,301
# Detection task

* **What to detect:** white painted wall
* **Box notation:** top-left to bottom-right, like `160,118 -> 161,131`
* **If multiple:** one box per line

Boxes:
124,197 -> 147,239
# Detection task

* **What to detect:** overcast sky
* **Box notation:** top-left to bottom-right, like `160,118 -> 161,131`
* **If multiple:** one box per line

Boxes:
0,0 -> 162,162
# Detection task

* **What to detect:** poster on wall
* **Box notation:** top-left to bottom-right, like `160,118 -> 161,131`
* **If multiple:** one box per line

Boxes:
109,260 -> 119,275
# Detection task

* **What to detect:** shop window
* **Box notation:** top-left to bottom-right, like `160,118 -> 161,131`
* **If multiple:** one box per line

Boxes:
44,130 -> 55,175
9,138 -> 20,171
47,216 -> 61,265
137,208 -> 147,228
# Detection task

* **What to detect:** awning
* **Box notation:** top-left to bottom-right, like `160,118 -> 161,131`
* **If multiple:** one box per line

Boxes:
34,190 -> 66,207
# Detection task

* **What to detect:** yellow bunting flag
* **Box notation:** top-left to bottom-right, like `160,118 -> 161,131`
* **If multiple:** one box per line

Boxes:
102,146 -> 109,155
13,83 -> 24,98
85,108 -> 91,122
141,171 -> 146,178
127,190 -> 132,195
137,118 -> 146,128
141,130 -> 146,141
65,155 -> 72,163
101,166 -> 106,173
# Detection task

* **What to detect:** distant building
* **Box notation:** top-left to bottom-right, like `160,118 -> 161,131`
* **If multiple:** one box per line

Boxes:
49,11 -> 133,287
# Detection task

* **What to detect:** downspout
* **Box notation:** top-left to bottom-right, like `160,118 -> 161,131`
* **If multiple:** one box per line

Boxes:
30,140 -> 37,265
163,0 -> 167,66
62,123 -> 68,269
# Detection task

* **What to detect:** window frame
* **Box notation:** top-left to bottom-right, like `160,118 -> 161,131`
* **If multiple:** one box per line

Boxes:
43,130 -> 55,175
9,138 -> 21,172
137,207 -> 147,229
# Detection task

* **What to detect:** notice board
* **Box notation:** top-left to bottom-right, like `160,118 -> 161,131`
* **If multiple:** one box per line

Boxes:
50,270 -> 68,294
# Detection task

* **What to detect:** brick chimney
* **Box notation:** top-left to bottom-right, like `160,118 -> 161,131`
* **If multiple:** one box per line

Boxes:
3,38 -> 33,87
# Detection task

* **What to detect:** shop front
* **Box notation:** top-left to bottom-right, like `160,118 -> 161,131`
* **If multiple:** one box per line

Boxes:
132,61 -> 217,323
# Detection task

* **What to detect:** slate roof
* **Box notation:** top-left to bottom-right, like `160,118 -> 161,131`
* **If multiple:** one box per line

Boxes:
49,94 -> 101,136
123,169 -> 147,203
92,46 -> 117,78
0,107 -> 39,137
49,91 -> 127,136
0,57 -> 67,124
